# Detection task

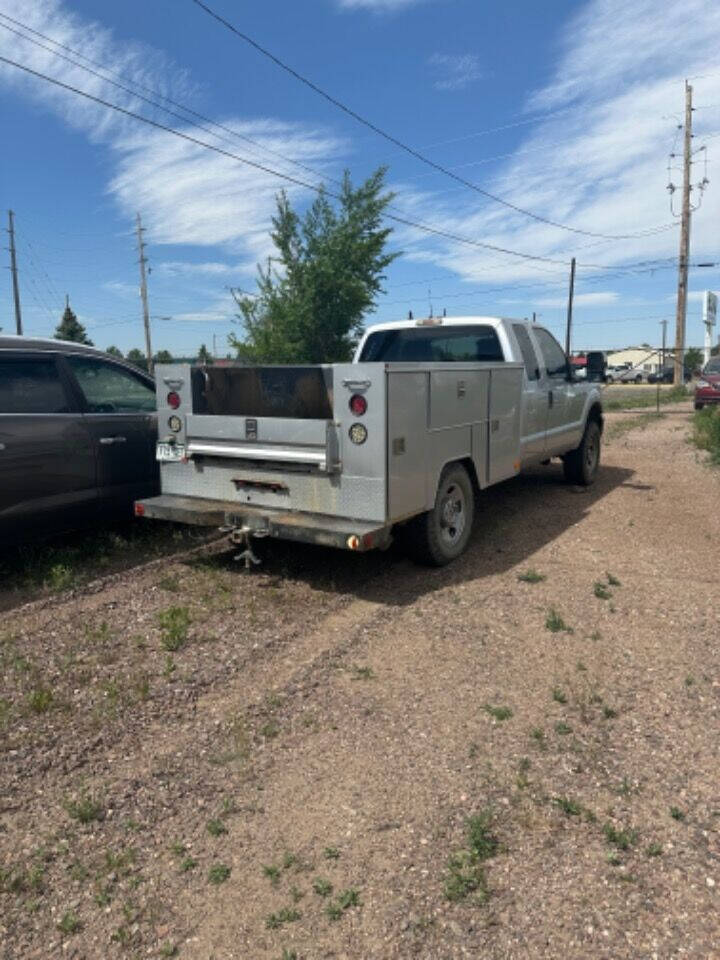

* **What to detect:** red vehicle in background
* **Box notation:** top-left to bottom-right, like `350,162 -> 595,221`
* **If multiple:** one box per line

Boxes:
694,357 -> 720,410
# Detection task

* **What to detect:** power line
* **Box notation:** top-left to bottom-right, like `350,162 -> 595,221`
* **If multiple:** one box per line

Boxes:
0,14 -> 338,191
0,53 -> 636,271
190,0 -> 678,243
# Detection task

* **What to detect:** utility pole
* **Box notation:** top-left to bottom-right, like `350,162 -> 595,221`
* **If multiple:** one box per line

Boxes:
7,210 -> 23,335
657,319 -> 667,415
673,81 -> 693,386
565,257 -> 576,378
135,213 -> 153,374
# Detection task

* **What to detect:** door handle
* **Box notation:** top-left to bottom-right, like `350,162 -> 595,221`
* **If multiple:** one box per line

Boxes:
0,443 -> 5,451
99,436 -> 127,445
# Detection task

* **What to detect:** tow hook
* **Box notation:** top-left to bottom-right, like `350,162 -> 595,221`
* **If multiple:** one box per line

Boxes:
229,526 -> 266,570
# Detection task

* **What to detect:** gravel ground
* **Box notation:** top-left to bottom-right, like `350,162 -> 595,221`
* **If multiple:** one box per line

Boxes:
1,401 -> 719,960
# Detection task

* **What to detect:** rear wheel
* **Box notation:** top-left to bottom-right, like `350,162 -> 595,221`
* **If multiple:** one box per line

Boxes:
404,463 -> 475,566
695,402 -> 704,411
635,375 -> 642,384
563,420 -> 601,486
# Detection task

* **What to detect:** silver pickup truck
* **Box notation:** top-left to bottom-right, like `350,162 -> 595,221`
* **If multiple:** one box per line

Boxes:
136,316 -> 603,566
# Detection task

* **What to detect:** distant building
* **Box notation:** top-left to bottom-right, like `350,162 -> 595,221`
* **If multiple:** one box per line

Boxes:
606,347 -> 674,373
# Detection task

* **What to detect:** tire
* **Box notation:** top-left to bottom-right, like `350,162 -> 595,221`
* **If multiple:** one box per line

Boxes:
404,463 -> 475,566
563,420 -> 601,486
606,375 -> 614,384
695,402 -> 704,411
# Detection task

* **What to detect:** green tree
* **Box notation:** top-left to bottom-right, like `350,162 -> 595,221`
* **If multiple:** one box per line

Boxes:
154,349 -> 174,364
106,345 -> 123,359
684,347 -> 703,374
54,298 -> 93,345
126,348 -> 148,371
197,344 -> 213,365
230,168 -> 398,363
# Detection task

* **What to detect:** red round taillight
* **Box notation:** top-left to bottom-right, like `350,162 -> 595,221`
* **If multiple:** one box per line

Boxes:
349,393 -> 367,416
167,391 -> 181,409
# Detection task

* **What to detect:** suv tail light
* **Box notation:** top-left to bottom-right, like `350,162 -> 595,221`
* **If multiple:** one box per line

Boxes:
167,391 -> 181,409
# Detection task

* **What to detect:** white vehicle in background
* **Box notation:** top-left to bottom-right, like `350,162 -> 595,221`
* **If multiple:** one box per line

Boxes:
605,363 -> 646,384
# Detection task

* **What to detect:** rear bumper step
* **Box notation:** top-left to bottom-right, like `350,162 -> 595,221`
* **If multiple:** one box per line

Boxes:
135,494 -> 391,552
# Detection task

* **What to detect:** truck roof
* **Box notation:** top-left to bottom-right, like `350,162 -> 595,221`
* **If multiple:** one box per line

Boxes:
362,315 -> 519,335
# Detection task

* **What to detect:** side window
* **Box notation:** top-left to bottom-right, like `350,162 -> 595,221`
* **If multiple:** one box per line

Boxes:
533,328 -> 568,378
66,357 -> 155,413
512,325 -> 540,381
0,357 -> 70,414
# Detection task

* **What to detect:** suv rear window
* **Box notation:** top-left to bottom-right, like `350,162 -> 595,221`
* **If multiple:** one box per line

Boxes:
0,357 -> 70,414
359,325 -> 504,362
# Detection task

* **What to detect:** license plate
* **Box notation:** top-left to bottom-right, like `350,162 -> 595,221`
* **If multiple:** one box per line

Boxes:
156,442 -> 185,462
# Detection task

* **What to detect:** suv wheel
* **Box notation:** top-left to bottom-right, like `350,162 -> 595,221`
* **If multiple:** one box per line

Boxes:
563,420 -> 601,486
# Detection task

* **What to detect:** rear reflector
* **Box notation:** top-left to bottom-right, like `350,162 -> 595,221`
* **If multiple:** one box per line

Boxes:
134,502 -> 145,517
167,391 -> 181,409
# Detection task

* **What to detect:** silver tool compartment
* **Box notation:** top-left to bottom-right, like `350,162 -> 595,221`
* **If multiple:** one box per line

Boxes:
153,361 -> 523,527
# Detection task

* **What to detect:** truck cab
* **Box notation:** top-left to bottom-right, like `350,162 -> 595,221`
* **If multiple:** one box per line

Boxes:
355,316 -> 601,469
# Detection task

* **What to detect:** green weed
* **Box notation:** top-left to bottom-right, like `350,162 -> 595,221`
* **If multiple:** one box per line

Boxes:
546,609 -> 572,633
207,819 -> 227,838
518,569 -> 546,583
594,582 -> 612,600
484,704 -> 513,722
603,823 -> 637,850
157,606 -> 191,651
57,910 -> 81,935
65,791 -> 103,824
265,907 -> 301,929
313,877 -> 333,897
208,863 -> 231,885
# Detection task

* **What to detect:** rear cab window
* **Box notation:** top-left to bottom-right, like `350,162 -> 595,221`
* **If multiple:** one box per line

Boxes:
359,324 -> 504,362
512,324 -> 540,380
0,355 -> 71,413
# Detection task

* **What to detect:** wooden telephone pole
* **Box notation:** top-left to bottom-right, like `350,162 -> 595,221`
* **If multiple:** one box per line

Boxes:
673,81 -> 693,386
136,213 -> 153,374
7,210 -> 23,335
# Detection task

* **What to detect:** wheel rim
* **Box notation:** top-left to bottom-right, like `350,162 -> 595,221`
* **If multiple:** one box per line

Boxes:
439,481 -> 467,547
585,429 -> 599,473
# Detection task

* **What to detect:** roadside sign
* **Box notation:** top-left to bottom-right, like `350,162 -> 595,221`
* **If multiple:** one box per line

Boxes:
703,290 -> 717,327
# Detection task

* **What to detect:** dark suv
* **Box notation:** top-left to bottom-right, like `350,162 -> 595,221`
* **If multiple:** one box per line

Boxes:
0,337 -> 159,545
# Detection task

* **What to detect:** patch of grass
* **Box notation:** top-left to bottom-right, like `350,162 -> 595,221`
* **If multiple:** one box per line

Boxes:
157,575 -> 180,593
207,819 -> 227,838
265,907 -> 301,929
693,406 -> 720,464
554,721 -> 572,736
517,569 -> 546,583
313,877 -> 333,897
546,609 -> 572,633
603,705 -> 618,719
65,791 -> 103,824
325,888 -> 361,920
684,675 -> 695,687
261,721 -> 280,739
484,703 -> 513,722
47,563 -> 76,592
160,944 -> 178,958
208,863 -> 231,885
554,796 -> 582,816
179,856 -> 197,873
670,806 -> 685,821
607,572 -> 621,587
263,864 -> 281,885
282,851 -> 296,870
323,847 -> 340,860
593,582 -> 612,600
605,411 -> 664,442
603,823 -> 637,850
280,951 -> 298,960
552,687 -> 568,704
647,842 -> 663,857
27,686 -> 53,714
157,606 -> 191,651
352,665 -> 375,680
530,727 -> 545,746
444,810 -> 497,903
468,741 -> 479,759
57,909 -> 81,935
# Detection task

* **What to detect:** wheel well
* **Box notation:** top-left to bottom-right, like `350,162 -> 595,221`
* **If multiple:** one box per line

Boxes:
588,401 -> 604,434
451,456 -> 481,494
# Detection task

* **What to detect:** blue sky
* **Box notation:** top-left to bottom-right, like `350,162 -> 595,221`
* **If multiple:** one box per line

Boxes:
1,0 -> 719,358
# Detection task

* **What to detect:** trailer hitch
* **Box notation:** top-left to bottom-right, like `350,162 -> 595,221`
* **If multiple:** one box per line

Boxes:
228,526 -> 267,570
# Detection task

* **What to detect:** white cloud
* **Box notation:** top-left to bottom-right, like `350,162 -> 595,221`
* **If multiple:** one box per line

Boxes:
0,0 -> 346,269
337,0 -> 428,10
428,53 -> 482,91
383,0 -> 720,292
154,261 -> 237,278
534,291 -> 619,308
